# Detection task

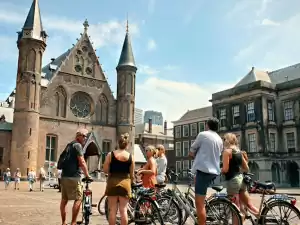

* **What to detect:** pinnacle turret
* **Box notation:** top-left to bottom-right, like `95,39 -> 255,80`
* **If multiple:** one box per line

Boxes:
116,21 -> 136,70
18,0 -> 47,43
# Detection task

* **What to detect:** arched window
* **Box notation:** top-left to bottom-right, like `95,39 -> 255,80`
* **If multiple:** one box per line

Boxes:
96,94 -> 109,124
27,49 -> 36,72
54,86 -> 67,117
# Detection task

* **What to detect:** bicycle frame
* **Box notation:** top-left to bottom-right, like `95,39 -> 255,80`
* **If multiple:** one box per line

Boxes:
82,182 -> 93,215
168,183 -> 198,222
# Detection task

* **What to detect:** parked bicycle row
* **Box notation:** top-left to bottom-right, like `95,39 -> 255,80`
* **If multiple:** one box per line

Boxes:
94,169 -> 300,225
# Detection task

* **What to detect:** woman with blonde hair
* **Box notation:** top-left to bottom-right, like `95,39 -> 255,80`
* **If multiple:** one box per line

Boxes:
103,133 -> 135,225
137,145 -> 157,188
221,133 -> 248,207
39,167 -> 46,192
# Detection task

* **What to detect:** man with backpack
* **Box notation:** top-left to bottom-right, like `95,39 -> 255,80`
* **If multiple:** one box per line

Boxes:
58,128 -> 91,225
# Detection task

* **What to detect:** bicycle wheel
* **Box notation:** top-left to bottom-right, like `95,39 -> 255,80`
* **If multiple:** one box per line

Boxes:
156,196 -> 183,225
134,196 -> 164,224
97,195 -> 107,215
206,198 -> 243,225
260,200 -> 300,224
84,211 -> 90,225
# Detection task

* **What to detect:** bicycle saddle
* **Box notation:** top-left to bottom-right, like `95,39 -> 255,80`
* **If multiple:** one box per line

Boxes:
256,182 -> 274,190
82,177 -> 93,183
211,185 -> 223,192
131,182 -> 143,189
155,183 -> 166,188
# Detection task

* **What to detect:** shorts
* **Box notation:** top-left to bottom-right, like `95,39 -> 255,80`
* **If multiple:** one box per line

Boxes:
195,170 -> 217,196
226,174 -> 244,196
61,178 -> 83,201
15,178 -> 20,183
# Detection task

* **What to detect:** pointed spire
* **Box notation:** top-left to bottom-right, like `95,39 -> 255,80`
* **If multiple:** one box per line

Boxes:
117,19 -> 136,70
83,19 -> 89,33
18,0 -> 47,43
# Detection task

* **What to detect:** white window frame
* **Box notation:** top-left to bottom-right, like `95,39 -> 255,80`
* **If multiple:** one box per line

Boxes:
199,122 -> 205,132
286,132 -> 296,153
220,108 -> 226,127
232,105 -> 240,124
284,101 -> 294,121
175,126 -> 181,138
247,102 -> 255,122
183,141 -> 189,157
248,133 -> 256,152
175,142 -> 181,157
182,160 -> 189,177
183,125 -> 189,137
267,102 -> 274,121
269,133 -> 276,151
176,161 -> 182,175
190,123 -> 197,137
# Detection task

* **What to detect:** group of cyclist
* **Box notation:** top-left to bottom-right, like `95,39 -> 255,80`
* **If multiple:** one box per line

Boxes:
100,117 -> 261,225
62,117 -> 260,225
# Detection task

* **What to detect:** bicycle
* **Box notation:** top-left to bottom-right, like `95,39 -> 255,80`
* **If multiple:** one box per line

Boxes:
97,171 -> 108,215
163,169 -> 243,225
75,176 -> 94,225
242,172 -> 300,224
105,182 -> 164,224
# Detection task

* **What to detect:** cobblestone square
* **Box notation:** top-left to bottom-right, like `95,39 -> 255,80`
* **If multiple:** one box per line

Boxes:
0,181 -> 299,225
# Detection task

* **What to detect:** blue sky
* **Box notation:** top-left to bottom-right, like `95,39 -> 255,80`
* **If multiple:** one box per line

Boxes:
1,0 -> 300,122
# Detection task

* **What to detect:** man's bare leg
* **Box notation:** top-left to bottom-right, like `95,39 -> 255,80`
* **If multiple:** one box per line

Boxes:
60,199 -> 68,225
70,200 -> 82,225
195,195 -> 206,225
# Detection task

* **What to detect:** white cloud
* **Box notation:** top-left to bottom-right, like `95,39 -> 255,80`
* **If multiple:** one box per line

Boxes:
0,3 -> 139,49
234,12 -> 300,70
139,65 -> 159,75
261,18 -> 280,26
147,39 -> 156,51
136,77 -> 234,122
148,0 -> 155,14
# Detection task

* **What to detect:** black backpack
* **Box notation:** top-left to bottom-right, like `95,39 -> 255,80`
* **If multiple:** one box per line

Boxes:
57,143 -> 72,170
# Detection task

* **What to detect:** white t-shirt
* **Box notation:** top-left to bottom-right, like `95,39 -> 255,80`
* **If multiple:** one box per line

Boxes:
28,171 -> 36,180
156,155 -> 168,183
190,130 -> 223,175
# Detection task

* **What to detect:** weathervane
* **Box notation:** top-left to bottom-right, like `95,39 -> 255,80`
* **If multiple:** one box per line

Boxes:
83,19 -> 89,32
126,13 -> 129,33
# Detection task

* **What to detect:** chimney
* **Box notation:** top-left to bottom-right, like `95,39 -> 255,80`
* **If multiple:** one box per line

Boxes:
148,118 -> 152,133
164,120 -> 167,135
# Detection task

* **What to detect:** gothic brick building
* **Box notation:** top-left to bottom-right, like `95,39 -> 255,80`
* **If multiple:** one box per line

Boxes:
0,0 -> 140,177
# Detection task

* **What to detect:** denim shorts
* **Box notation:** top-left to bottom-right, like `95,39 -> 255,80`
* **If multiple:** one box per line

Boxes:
195,170 -> 217,196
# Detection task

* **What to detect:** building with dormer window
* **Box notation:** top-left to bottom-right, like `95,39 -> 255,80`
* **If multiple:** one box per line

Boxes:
211,66 -> 300,187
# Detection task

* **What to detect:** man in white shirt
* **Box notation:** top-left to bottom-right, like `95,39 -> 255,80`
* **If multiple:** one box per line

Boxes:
189,118 -> 223,225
